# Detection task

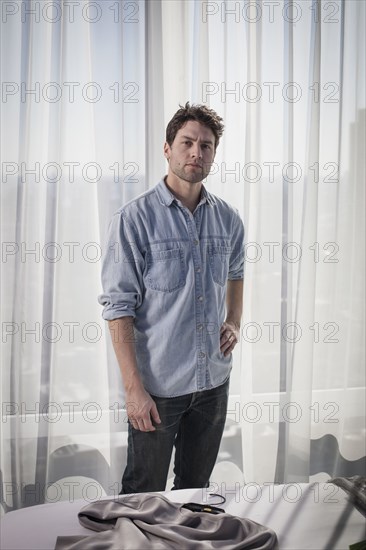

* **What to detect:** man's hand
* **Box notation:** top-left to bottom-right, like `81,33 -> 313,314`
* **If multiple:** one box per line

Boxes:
220,320 -> 240,357
125,383 -> 161,432
221,279 -> 243,356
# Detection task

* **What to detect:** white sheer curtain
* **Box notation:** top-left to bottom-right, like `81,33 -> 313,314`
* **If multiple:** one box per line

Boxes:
1,0 -> 364,512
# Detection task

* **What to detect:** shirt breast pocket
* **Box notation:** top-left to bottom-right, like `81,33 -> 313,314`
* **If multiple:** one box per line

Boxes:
145,248 -> 186,292
207,243 -> 231,286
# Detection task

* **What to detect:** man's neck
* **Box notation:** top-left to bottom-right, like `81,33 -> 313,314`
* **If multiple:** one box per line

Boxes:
164,175 -> 202,213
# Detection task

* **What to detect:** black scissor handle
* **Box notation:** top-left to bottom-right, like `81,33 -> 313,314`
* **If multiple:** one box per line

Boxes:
182,502 -> 225,514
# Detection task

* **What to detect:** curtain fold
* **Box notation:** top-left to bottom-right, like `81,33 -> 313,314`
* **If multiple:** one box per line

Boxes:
282,0 -> 321,482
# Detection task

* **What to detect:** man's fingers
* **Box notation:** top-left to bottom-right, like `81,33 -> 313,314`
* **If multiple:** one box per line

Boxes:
130,411 -> 158,432
150,402 -> 161,424
221,345 -> 233,356
130,417 -> 155,432
127,395 -> 160,431
141,415 -> 155,431
220,330 -> 237,342
220,332 -> 237,356
220,332 -> 236,350
130,418 -> 139,430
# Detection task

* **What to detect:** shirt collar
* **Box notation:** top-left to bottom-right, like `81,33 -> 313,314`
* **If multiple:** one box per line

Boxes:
156,177 -> 216,207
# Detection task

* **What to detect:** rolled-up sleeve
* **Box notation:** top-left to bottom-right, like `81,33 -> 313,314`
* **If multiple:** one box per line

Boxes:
98,211 -> 144,321
228,212 -> 245,280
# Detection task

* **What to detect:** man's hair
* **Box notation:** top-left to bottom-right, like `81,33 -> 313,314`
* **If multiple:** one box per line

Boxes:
166,102 -> 224,149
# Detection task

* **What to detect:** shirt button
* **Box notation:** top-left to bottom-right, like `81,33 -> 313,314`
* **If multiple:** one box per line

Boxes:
193,239 -> 199,245
199,352 -> 206,358
198,296 -> 203,302
197,324 -> 203,330
196,267 -> 201,273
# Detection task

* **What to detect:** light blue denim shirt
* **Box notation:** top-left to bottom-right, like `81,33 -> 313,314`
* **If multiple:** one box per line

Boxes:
98,178 -> 245,397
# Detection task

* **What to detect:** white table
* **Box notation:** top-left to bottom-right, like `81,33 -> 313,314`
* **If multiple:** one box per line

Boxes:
1,484 -> 365,549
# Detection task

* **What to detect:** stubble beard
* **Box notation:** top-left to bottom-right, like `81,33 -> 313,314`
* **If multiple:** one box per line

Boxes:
171,162 -> 211,185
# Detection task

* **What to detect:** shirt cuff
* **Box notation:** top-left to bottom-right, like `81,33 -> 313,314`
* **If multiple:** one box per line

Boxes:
98,292 -> 137,320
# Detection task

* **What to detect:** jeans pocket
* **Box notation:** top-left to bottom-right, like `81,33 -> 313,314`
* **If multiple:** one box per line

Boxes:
145,248 -> 186,292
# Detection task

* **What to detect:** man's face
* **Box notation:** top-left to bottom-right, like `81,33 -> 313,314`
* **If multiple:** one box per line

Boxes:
164,120 -> 216,184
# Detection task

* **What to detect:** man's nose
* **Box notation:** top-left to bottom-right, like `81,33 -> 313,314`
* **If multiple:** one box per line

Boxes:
191,144 -> 203,158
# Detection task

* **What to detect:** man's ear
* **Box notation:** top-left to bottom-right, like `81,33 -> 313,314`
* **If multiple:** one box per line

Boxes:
163,142 -> 171,161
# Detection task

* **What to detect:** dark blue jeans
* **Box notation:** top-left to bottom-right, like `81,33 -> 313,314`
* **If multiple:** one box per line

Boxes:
121,378 -> 229,493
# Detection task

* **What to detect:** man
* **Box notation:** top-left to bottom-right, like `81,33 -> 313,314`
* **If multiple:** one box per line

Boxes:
98,102 -> 245,494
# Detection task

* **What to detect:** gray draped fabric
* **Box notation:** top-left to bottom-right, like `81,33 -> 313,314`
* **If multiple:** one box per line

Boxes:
55,493 -> 278,549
